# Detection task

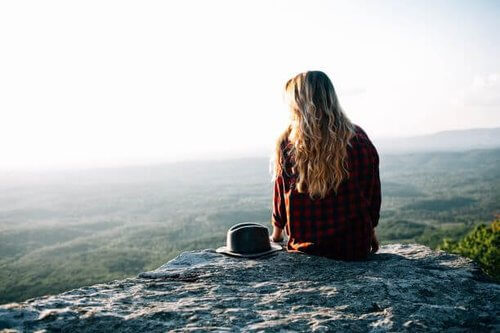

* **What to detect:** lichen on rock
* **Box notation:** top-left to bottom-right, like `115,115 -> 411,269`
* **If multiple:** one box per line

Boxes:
0,244 -> 498,332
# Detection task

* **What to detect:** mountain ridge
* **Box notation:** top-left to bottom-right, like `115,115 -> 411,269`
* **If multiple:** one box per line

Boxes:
373,127 -> 500,154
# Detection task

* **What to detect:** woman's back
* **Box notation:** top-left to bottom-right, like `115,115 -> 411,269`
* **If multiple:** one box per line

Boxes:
272,123 -> 381,260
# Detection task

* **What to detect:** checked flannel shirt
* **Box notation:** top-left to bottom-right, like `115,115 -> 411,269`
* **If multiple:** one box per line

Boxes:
272,124 -> 381,260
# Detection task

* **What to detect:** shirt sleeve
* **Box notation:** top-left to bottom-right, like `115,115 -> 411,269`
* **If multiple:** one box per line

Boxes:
370,148 -> 381,228
272,174 -> 287,229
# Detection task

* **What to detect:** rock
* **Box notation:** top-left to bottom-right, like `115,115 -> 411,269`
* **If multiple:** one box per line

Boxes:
0,244 -> 498,332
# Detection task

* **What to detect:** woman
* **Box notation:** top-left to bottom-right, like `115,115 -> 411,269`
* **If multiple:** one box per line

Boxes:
270,71 -> 381,260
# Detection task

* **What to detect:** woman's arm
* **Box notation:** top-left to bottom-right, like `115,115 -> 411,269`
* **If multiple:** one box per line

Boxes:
271,225 -> 284,242
271,173 -> 287,241
371,228 -> 379,253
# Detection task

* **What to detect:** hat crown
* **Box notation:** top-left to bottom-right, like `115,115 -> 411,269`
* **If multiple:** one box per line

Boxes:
226,223 -> 272,254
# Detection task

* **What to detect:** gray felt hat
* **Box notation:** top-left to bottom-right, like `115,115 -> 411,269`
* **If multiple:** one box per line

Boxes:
216,222 -> 283,258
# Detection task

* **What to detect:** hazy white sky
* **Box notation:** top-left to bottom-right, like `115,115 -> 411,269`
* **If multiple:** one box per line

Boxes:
1,0 -> 499,170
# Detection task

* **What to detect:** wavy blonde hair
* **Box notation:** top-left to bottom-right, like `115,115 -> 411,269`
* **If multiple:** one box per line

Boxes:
271,71 -> 356,200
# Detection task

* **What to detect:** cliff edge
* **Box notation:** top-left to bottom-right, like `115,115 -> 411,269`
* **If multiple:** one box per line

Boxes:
0,244 -> 498,332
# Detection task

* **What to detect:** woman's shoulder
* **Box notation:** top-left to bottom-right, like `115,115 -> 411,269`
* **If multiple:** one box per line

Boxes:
279,136 -> 294,158
278,137 -> 296,178
353,124 -> 368,138
351,124 -> 379,158
352,124 -> 374,144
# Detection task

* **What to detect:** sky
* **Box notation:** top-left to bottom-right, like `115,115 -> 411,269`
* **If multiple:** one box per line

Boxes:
0,0 -> 499,170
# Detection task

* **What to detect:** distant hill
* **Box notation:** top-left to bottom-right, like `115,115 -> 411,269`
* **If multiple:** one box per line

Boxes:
373,127 -> 500,154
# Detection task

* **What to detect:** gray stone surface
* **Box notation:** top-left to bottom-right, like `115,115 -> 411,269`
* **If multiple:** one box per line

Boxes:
0,244 -> 498,332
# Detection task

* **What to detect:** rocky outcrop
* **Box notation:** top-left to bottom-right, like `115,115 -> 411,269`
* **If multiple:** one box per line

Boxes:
0,244 -> 498,332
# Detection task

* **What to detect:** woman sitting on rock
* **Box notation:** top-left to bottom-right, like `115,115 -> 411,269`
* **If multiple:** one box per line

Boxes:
270,71 -> 381,260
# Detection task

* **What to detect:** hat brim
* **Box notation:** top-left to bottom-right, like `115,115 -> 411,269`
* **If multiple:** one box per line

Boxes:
216,243 -> 283,259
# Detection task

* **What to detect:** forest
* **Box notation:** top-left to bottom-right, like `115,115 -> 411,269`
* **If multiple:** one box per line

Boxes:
0,148 -> 499,304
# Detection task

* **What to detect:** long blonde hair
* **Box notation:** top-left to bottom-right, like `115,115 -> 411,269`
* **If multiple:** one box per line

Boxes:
271,71 -> 356,200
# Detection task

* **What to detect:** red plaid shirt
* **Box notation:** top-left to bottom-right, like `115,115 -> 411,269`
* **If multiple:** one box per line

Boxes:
272,124 -> 381,260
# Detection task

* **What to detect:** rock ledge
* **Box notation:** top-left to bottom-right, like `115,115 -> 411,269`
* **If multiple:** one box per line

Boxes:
0,244 -> 498,332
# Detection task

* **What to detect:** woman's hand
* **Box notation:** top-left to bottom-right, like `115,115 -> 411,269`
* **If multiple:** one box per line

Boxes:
270,236 -> 284,243
371,228 -> 379,254
270,225 -> 284,243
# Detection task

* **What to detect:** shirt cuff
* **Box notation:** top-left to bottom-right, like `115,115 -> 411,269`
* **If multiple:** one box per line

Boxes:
272,217 -> 285,229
